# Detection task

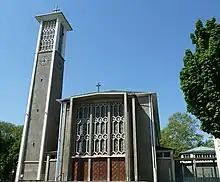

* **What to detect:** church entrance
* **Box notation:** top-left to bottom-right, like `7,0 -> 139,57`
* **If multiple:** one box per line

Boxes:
72,158 -> 88,181
91,158 -> 107,181
72,158 -> 108,181
72,157 -> 126,181
111,157 -> 126,181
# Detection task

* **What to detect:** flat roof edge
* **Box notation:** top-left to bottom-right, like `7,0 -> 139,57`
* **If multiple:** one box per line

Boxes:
59,91 -> 157,102
35,11 -> 72,31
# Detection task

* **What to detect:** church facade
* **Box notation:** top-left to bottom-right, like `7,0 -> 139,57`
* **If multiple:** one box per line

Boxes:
56,91 -> 160,182
15,10 -> 175,182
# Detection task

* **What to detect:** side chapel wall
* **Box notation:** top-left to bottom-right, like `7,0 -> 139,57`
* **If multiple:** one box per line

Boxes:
136,95 -> 154,182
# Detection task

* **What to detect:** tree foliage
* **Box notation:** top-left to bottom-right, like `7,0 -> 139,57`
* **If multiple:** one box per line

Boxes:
199,135 -> 214,148
0,121 -> 22,181
180,17 -> 220,138
160,112 -> 205,157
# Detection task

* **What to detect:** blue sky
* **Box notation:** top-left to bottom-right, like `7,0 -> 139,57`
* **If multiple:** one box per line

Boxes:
0,0 -> 219,128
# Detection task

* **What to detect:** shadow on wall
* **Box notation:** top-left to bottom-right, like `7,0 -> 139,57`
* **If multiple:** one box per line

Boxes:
136,100 -> 154,182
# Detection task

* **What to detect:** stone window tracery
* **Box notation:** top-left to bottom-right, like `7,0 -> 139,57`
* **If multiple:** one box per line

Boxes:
75,105 -> 90,156
39,20 -> 56,52
74,102 -> 125,157
92,104 -> 108,156
111,103 -> 125,155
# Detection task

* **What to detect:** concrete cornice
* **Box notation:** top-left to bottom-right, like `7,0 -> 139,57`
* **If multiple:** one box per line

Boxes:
59,91 -> 156,103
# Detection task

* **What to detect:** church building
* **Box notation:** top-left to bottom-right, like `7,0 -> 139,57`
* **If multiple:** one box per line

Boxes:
15,10 -> 175,182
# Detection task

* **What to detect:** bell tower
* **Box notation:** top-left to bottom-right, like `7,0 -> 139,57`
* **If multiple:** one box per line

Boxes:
15,9 -> 72,181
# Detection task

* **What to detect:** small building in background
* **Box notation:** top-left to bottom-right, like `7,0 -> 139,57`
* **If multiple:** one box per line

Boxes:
156,146 -> 176,182
176,146 -> 218,182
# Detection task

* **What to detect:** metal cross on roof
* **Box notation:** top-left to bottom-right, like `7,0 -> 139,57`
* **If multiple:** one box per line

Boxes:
53,4 -> 60,12
96,82 -> 101,92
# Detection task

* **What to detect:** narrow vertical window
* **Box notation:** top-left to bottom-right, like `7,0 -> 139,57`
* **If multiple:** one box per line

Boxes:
58,24 -> 64,54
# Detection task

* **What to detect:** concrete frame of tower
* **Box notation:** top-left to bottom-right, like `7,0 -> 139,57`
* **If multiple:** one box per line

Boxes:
15,10 -> 72,182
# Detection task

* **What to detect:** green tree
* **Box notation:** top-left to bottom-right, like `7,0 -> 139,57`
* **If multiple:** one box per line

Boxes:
160,112 -> 204,157
180,17 -> 220,138
202,135 -> 214,148
0,121 -> 22,181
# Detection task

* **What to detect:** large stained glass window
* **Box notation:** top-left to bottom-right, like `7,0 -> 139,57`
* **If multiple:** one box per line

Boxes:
74,102 -> 125,156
